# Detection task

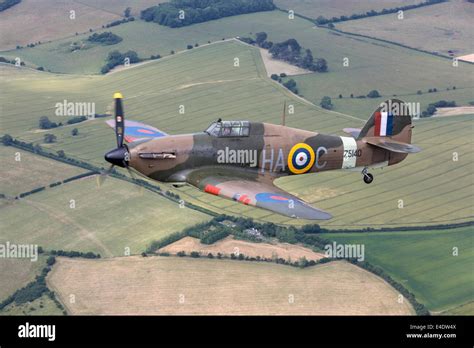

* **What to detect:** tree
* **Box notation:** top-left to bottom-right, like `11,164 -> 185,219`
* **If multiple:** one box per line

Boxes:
315,16 -> 329,25
71,128 -> 79,136
1,134 -> 13,145
39,116 -> 57,129
302,49 -> 314,69
255,32 -> 267,46
283,79 -> 298,94
367,90 -> 381,98
44,134 -> 57,143
320,96 -> 333,110
315,58 -> 327,72
124,7 -> 131,18
270,74 -> 279,81
57,150 -> 65,158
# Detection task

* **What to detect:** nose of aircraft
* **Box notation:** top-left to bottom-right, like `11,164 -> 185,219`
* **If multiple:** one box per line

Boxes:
104,147 -> 128,167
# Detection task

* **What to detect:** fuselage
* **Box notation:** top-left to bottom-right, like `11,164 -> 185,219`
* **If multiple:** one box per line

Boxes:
128,121 -> 406,183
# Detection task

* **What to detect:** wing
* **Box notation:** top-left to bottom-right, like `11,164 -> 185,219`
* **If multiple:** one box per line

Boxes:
363,136 -> 421,153
342,128 -> 361,138
186,169 -> 331,220
106,119 -> 168,143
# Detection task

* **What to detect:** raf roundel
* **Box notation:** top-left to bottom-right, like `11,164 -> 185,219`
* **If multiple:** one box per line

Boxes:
288,143 -> 315,174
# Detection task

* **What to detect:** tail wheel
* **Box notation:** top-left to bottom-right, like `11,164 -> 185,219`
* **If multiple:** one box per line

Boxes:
363,173 -> 374,184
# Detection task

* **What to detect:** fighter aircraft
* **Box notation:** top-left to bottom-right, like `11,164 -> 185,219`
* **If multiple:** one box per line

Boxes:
104,93 -> 420,220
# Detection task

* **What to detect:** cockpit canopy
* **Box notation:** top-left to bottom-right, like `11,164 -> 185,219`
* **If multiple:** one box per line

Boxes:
205,120 -> 250,137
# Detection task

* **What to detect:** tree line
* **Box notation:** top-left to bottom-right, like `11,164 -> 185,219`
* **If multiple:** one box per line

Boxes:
141,0 -> 275,28
315,0 -> 446,25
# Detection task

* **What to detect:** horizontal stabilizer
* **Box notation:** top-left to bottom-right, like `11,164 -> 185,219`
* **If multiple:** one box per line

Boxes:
343,128 -> 361,138
363,137 -> 421,153
106,119 -> 167,143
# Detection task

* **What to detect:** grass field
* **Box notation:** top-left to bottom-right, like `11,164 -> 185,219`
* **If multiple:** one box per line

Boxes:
442,301 -> 474,315
0,293 -> 63,316
336,0 -> 474,57
0,0 -> 160,51
324,226 -> 474,313
0,145 -> 87,197
0,175 -> 211,257
274,0 -> 420,19
0,256 -> 46,302
2,8 -> 473,85
47,256 -> 414,315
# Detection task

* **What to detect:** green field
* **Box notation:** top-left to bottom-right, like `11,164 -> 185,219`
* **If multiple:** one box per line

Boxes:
3,8 -> 473,87
442,301 -> 474,315
324,227 -> 474,312
0,256 -> 46,303
0,175 -> 211,257
336,0 -> 474,57
0,145 -> 87,197
0,293 -> 63,316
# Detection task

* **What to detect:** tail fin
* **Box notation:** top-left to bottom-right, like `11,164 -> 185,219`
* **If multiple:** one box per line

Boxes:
358,99 -> 421,154
358,99 -> 413,143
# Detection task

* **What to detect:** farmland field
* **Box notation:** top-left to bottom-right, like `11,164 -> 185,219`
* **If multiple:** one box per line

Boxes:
274,0 -> 420,19
0,175 -> 211,257
0,256 -> 46,302
324,226 -> 474,313
0,0 -> 160,51
47,256 -> 415,315
336,0 -> 474,57
0,145 -> 87,197
158,235 -> 325,260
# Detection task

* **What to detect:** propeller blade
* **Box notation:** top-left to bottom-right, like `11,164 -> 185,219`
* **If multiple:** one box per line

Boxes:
114,92 -> 124,148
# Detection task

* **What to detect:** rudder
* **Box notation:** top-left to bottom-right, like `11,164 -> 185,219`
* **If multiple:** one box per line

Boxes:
357,99 -> 413,144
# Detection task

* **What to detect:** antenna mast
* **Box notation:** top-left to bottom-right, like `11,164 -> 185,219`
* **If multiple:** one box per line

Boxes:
282,100 -> 286,126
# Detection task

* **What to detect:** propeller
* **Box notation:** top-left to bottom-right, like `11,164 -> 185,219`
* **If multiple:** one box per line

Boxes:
100,92 -> 133,187
104,92 -> 129,168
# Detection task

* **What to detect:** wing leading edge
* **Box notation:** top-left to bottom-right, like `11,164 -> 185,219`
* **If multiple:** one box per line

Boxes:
186,172 -> 332,220
106,119 -> 168,143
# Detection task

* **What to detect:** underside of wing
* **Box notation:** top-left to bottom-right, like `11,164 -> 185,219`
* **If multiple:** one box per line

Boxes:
363,136 -> 421,153
106,119 -> 168,143
186,169 -> 332,220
